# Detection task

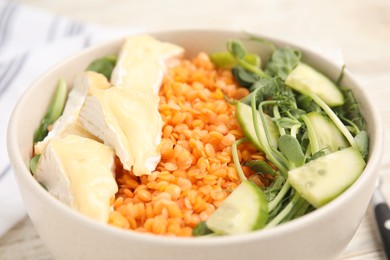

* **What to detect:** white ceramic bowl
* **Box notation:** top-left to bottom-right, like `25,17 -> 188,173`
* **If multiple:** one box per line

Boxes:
7,29 -> 384,260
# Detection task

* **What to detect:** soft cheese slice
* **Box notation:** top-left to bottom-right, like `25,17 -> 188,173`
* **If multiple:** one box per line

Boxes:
35,135 -> 117,222
79,87 -> 163,176
111,34 -> 184,94
35,71 -> 111,154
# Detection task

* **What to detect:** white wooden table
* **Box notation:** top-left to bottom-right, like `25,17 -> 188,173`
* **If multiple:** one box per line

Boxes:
1,0 -> 390,258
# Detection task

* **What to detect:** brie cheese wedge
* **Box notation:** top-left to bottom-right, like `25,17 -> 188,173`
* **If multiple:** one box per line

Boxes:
111,34 -> 184,94
79,87 -> 162,176
35,71 -> 110,154
35,135 -> 117,223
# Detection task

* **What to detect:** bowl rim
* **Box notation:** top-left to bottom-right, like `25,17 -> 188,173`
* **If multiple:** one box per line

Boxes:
7,28 -> 384,246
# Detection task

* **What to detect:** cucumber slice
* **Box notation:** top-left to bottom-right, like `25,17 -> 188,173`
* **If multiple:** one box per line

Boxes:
288,147 -> 366,208
306,111 -> 349,153
285,63 -> 344,107
236,102 -> 279,151
206,180 -> 268,234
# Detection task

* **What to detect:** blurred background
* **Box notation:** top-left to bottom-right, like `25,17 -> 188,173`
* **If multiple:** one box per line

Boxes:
14,0 -> 390,74
1,0 -> 389,259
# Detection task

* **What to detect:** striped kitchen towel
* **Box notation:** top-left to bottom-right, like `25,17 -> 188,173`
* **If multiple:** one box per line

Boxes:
0,0 -> 139,237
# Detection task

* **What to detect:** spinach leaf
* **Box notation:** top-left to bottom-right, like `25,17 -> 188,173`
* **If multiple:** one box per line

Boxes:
265,48 -> 301,80
232,66 -> 260,88
86,55 -> 117,80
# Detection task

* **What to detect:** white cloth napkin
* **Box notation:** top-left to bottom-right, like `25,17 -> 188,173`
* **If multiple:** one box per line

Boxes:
0,0 -> 140,237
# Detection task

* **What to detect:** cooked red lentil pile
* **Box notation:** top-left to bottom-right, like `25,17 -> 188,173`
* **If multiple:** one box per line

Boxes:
108,52 -> 274,236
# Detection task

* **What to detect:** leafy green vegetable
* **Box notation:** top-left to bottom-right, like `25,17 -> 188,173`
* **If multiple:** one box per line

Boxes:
264,175 -> 285,202
240,77 -> 287,107
29,154 -> 41,175
232,138 -> 249,182
308,149 -> 329,162
280,195 -> 308,223
227,40 -> 268,78
33,78 -> 68,143
207,37 -> 368,235
86,55 -> 117,80
266,191 -> 301,228
277,135 -> 305,168
192,221 -> 213,236
296,94 -> 321,113
250,94 -> 289,176
276,118 -> 300,129
232,66 -> 260,88
265,48 -> 301,80
335,86 -> 367,131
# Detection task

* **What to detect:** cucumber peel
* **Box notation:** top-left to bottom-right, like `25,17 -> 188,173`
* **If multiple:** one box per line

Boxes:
206,180 -> 268,234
